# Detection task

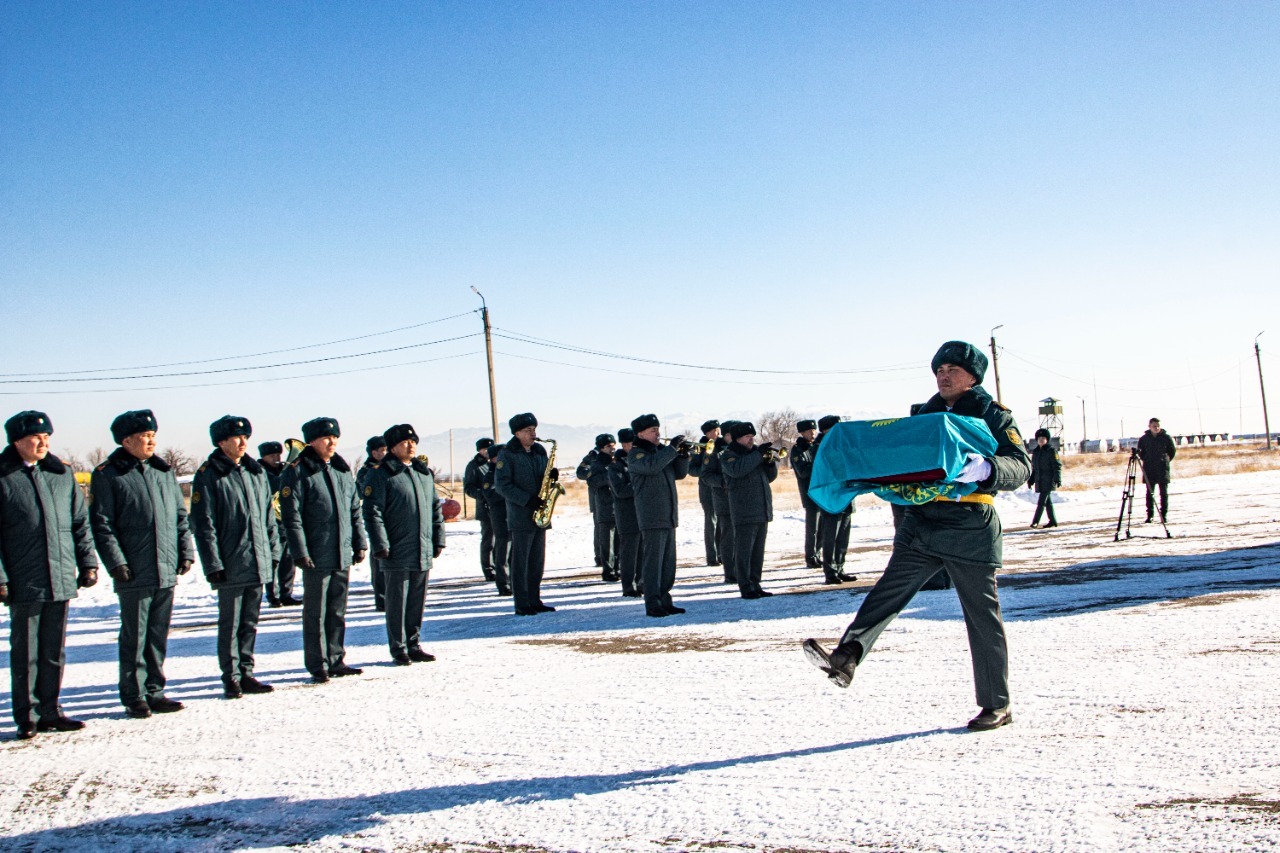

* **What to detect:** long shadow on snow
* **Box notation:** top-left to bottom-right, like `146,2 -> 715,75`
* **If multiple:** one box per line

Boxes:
0,729 -> 948,852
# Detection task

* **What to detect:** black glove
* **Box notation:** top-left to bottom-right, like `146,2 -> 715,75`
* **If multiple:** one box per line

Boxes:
208,570 -> 228,584
374,549 -> 392,560
353,549 -> 367,564
296,556 -> 316,570
531,496 -> 546,513
433,544 -> 445,559
108,564 -> 133,583
77,567 -> 98,588
757,442 -> 774,454
549,467 -> 559,481
0,583 -> 9,606
177,560 -> 193,575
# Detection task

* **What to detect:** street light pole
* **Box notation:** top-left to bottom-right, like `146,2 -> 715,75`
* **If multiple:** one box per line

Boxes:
471,287 -> 501,445
1257,332 -> 1273,450
989,325 -> 1004,404
1078,396 -> 1087,449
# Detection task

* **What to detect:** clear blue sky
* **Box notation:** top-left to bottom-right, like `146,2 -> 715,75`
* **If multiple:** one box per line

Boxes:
3,2 -> 1277,458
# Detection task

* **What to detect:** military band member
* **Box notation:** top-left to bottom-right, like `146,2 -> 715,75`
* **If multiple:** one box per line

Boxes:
357,435 -> 388,611
789,419 -> 821,570
90,409 -> 194,718
463,437 -> 497,582
627,414 -> 691,617
703,421 -> 736,585
362,424 -> 445,664
804,341 -> 1031,731
608,428 -> 643,597
191,415 -> 281,699
480,443 -> 512,596
815,415 -> 856,584
583,434 -> 618,582
0,411 -> 98,739
687,419 -> 722,567
720,421 -> 778,599
494,413 -> 556,615
259,440 -> 299,607
281,417 -> 367,683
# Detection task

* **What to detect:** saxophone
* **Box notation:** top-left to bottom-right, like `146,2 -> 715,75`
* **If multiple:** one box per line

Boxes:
532,437 -> 566,529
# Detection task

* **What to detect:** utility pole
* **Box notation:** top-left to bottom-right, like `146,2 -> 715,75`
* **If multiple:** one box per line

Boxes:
1257,332 -> 1273,450
989,325 -> 1004,405
1078,396 -> 1087,447
472,287 -> 501,446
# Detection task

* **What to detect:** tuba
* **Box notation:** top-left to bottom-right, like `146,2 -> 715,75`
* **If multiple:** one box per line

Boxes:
532,437 -> 565,529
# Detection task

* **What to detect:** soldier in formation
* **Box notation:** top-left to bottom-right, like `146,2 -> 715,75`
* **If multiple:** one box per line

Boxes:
789,419 -> 821,570
814,415 -> 856,584
357,435 -> 388,611
578,433 -> 618,582
259,440 -> 300,607
720,421 -> 778,599
479,442 -> 512,596
494,413 -> 555,616
608,428 -> 643,598
687,419 -> 722,568
463,437 -> 496,582
627,414 -> 691,617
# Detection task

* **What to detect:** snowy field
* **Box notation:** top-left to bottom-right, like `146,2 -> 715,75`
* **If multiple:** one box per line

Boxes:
3,468 -> 1279,852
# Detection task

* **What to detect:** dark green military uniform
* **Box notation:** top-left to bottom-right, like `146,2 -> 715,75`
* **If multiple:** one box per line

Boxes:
814,416 -> 854,582
627,431 -> 691,616
90,446 -> 194,709
362,452 -> 444,660
463,438 -> 496,582
700,436 -> 736,584
191,442 -> 282,692
789,424 -> 821,569
281,445 -> 367,678
493,431 -> 551,615
0,435 -> 98,733
479,444 -> 511,595
584,441 -> 618,582
356,452 -> 387,610
720,437 -> 778,598
607,448 -> 642,596
686,420 -> 721,567
260,449 -> 297,607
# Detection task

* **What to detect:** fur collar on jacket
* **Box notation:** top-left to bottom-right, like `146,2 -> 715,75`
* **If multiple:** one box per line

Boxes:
202,447 -> 264,478
294,445 -> 352,474
917,384 -> 995,419
0,445 -> 69,477
106,446 -> 172,474
503,436 -> 547,457
381,455 -> 432,477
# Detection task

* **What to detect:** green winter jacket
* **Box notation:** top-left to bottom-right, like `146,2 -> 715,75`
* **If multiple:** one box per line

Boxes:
280,447 -> 367,572
190,449 -> 281,590
361,455 -> 444,572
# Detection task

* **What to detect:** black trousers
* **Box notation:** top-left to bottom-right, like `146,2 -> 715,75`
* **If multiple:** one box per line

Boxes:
712,488 -> 735,582
478,507 -> 495,578
383,569 -> 428,657
640,527 -> 677,611
699,484 -> 719,565
118,586 -> 174,705
303,569 -> 350,674
509,527 -> 547,612
734,522 -> 768,595
268,553 -> 296,601
1032,492 -> 1057,526
1145,482 -> 1169,520
489,506 -> 511,590
217,586 -> 262,684
369,554 -> 386,609
617,528 -> 642,594
8,600 -> 69,725
820,509 -> 852,572
595,520 -> 618,577
800,491 -> 820,566
839,546 -> 1010,711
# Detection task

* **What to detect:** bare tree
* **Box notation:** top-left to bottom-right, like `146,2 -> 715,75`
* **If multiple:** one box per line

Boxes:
160,447 -> 199,476
60,450 -> 86,473
87,446 -> 108,468
757,408 -> 800,450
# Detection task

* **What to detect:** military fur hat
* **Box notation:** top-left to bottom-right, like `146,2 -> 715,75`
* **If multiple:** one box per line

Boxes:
1034,428 -> 1051,440
630,413 -> 660,433
486,443 -> 501,459
366,435 -> 387,453
595,433 -> 616,449
817,414 -> 841,432
210,415 -> 252,445
509,412 -> 538,433
476,437 -> 494,451
700,419 -> 720,435
257,441 -> 284,458
5,410 -> 53,444
302,417 -> 340,443
931,340 -> 988,384
720,420 -> 741,434
796,418 -> 817,432
729,421 -> 757,440
617,428 -> 636,443
110,409 -> 158,444
384,424 -> 419,448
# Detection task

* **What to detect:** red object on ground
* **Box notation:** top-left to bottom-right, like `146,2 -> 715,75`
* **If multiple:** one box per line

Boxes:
441,498 -> 461,521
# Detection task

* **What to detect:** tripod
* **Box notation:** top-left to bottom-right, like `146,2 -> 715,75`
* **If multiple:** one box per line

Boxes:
1115,449 -> 1170,541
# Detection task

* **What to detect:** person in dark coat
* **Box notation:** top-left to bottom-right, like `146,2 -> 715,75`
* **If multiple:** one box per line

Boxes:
702,423 -> 736,585
608,428 -> 642,597
362,423 -> 445,664
191,415 -> 282,699
720,421 -> 779,599
789,419 -> 821,570
687,419 -> 722,567
815,415 -> 856,584
1028,428 -> 1062,529
463,437 -> 496,582
582,433 -> 618,582
627,414 -> 691,617
804,341 -> 1031,732
259,440 -> 299,608
281,417 -> 368,682
479,443 -> 512,596
1137,417 -> 1176,523
90,409 -> 195,718
357,435 -> 388,611
494,413 -> 556,616
0,411 -> 98,739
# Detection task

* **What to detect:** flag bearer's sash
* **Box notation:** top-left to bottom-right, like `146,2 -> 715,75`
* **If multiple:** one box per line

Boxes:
808,413 -> 999,512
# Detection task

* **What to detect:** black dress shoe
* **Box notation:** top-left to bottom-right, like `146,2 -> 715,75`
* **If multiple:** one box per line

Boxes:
483,569 -> 496,582
708,560 -> 722,567
240,676 -> 274,694
754,588 -> 774,597
125,701 -> 152,719
407,648 -> 436,663
645,608 -> 669,618
148,696 -> 185,713
330,664 -> 363,677
268,598 -> 283,608
375,602 -> 386,612
15,722 -> 36,740
280,595 -> 302,607
536,603 -> 556,612
967,707 -> 1013,731
823,575 -> 842,585
806,560 -> 822,569
741,590 -> 763,599
393,655 -> 412,666
37,715 -> 86,733
722,577 -> 736,584
224,681 -> 243,699
310,671 -> 330,684
664,605 -> 686,615
622,589 -> 642,598
802,639 -> 857,689
497,585 -> 513,596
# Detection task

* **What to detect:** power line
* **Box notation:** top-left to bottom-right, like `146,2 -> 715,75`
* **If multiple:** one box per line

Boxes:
1000,347 -> 1242,394
0,310 -> 478,379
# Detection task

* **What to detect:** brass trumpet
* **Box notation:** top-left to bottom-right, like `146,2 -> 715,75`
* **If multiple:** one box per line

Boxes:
284,438 -> 306,464
660,436 -> 696,453
760,445 -> 788,463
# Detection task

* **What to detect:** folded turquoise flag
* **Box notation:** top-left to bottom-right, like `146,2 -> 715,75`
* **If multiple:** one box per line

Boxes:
808,413 -> 999,511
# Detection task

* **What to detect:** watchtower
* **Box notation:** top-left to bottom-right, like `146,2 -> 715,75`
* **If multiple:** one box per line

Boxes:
1038,397 -> 1064,448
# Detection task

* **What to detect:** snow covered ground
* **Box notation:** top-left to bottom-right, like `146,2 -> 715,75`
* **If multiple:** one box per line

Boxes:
3,470 -> 1279,852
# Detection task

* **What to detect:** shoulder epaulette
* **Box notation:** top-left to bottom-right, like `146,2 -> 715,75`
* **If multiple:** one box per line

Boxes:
96,463 -> 108,472
197,464 -> 207,472
991,401 -> 1011,412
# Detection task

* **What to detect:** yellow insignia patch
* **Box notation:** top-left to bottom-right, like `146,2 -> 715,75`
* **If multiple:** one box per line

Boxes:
364,486 -> 373,496
191,492 -> 201,503
280,486 -> 291,498
495,460 -> 504,469
634,451 -> 645,459
1006,428 -> 1022,445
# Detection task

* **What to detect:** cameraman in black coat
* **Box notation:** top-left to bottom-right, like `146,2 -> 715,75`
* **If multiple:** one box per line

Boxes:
1136,418 -> 1176,523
